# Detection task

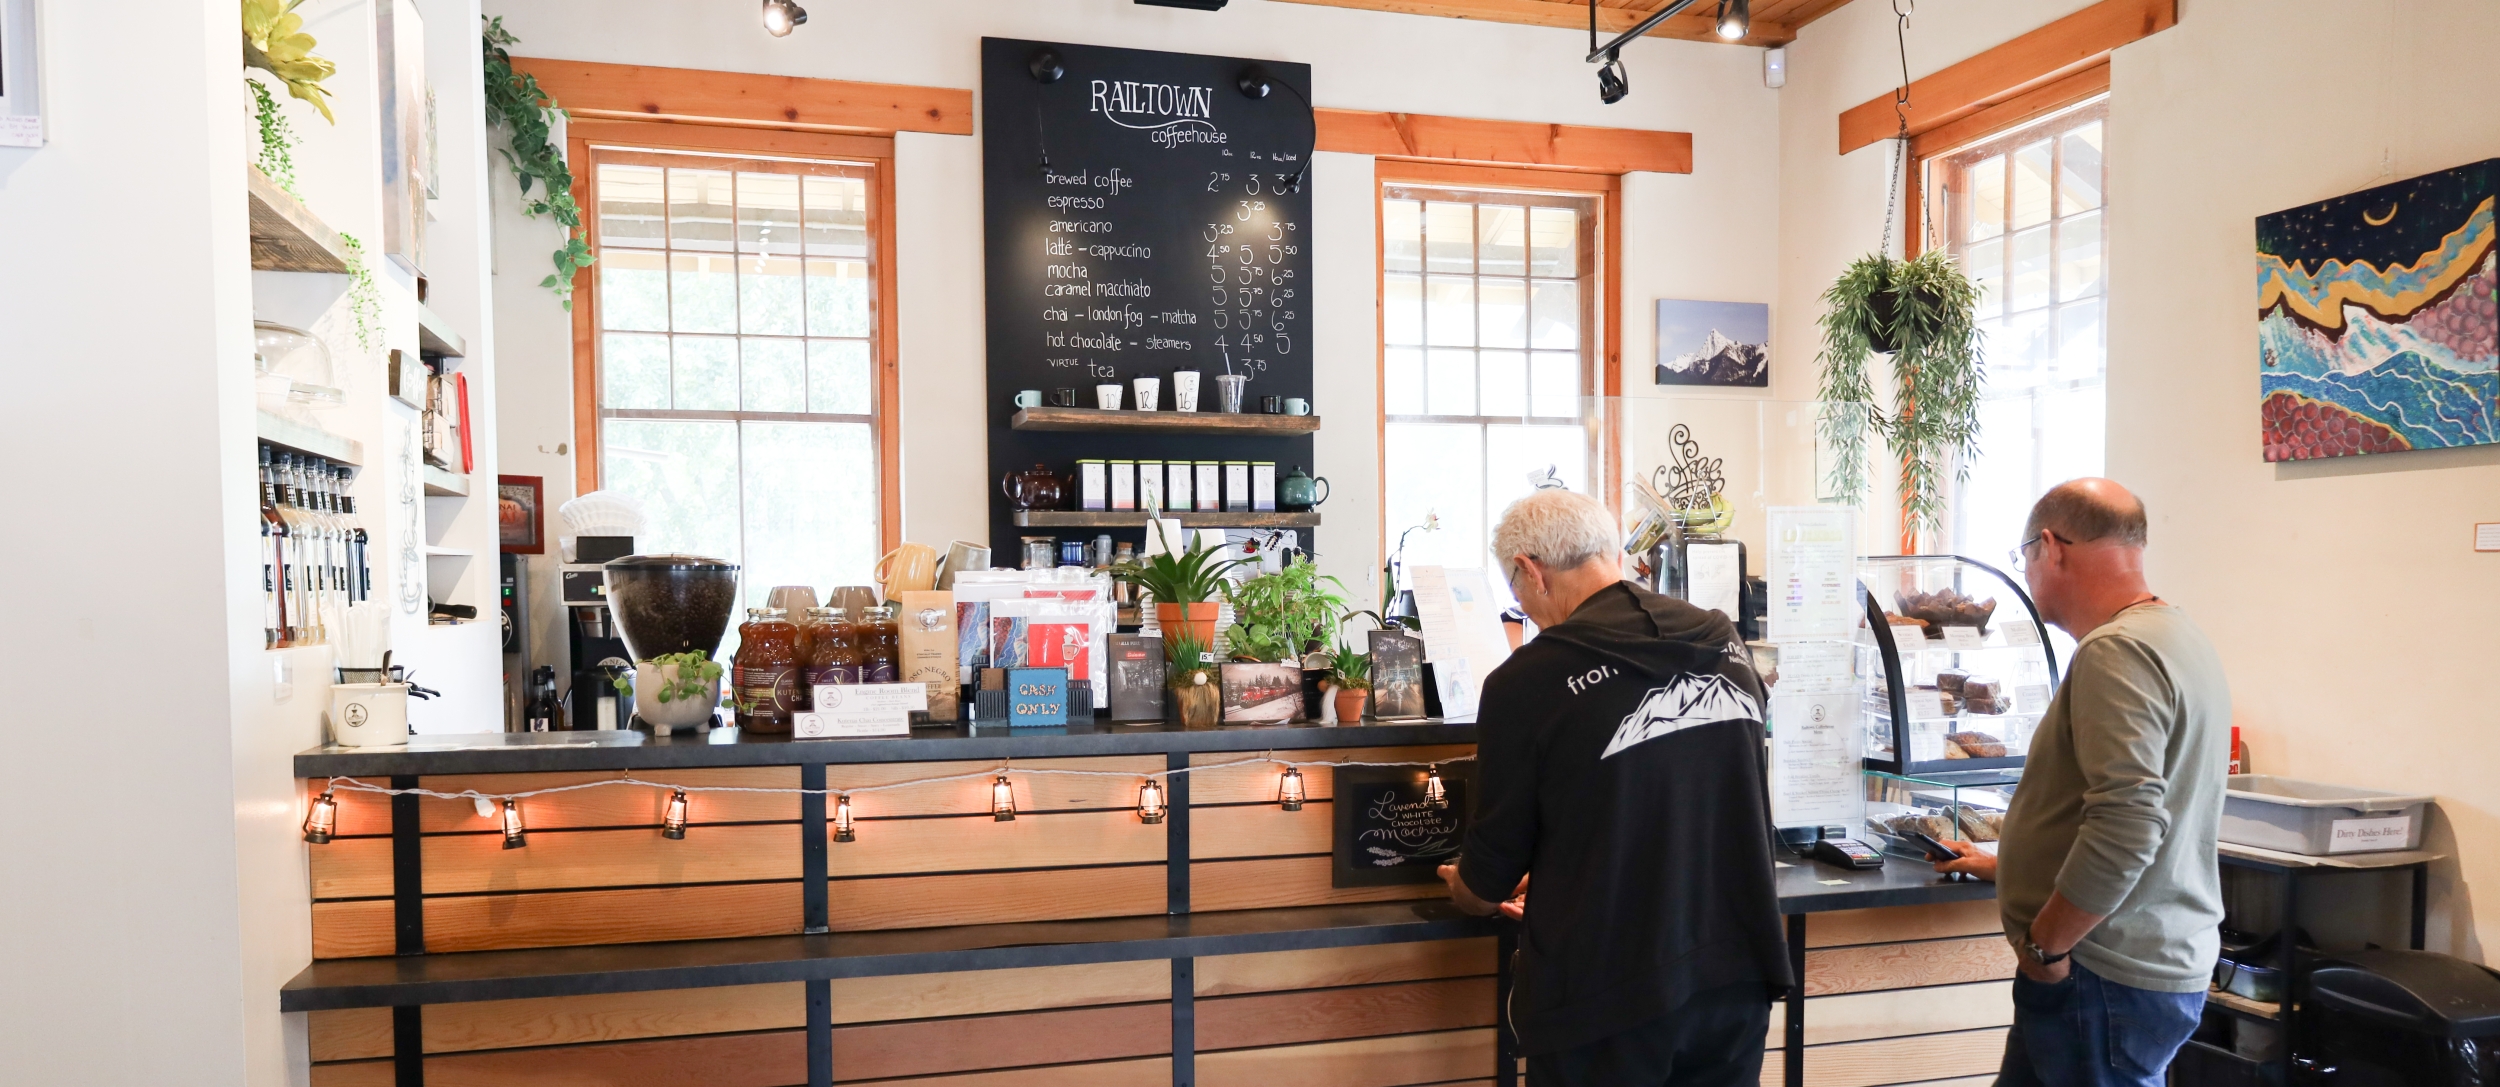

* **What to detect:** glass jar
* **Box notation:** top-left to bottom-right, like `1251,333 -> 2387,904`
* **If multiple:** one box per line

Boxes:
732,607 -> 801,733
805,607 -> 861,689
860,605 -> 900,683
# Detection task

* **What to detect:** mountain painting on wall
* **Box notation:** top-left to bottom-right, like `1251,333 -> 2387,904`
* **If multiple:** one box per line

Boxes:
1655,299 -> 1769,388
2257,159 -> 2499,462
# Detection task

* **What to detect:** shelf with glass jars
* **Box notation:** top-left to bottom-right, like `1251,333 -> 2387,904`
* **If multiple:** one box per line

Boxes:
1856,554 -> 2061,777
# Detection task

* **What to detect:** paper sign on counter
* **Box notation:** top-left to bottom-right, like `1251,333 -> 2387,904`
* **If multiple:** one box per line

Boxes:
2000,621 -> 2041,647
1941,626 -> 1986,650
794,683 -> 928,739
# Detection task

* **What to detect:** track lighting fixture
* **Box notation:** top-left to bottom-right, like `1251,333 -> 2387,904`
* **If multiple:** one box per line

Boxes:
1424,765 -> 1448,809
762,0 -> 807,37
1596,50 -> 1629,105
662,789 -> 689,840
1278,768 -> 1306,811
992,775 -> 1018,822
302,790 -> 337,844
1716,0 -> 1751,41
1236,65 -> 1272,100
834,794 -> 856,842
501,798 -> 527,849
1138,780 -> 1167,824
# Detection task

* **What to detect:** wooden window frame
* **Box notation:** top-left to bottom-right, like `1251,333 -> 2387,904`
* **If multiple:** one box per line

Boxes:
1372,162 -> 1624,565
568,119 -> 903,555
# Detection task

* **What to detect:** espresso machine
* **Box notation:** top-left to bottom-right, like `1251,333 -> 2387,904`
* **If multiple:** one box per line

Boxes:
564,534 -> 636,730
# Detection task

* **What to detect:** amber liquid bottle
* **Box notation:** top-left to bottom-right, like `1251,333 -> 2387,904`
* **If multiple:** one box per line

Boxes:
805,607 -> 861,691
860,606 -> 900,684
734,607 -> 801,733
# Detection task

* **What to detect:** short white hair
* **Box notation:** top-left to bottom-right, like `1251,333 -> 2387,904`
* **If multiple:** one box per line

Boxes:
1491,489 -> 1618,578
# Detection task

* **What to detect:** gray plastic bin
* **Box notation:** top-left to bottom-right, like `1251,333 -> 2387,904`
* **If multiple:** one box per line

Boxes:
2222,775 -> 2431,855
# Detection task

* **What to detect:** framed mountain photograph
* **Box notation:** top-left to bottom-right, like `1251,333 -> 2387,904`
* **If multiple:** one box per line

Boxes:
1655,299 -> 1770,388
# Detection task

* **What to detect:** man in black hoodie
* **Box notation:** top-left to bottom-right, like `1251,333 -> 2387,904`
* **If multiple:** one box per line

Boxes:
1438,489 -> 1792,1086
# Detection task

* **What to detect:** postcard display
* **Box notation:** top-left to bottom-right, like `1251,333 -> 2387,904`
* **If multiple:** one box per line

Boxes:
981,39 -> 1317,553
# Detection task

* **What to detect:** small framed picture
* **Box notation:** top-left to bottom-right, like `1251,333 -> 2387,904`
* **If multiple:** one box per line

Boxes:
497,475 -> 544,554
1220,661 -> 1303,723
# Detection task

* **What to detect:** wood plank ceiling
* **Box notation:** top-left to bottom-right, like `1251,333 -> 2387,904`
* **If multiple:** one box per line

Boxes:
1266,0 -> 1856,47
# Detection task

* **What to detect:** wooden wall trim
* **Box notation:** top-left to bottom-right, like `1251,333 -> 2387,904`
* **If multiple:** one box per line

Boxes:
1264,0 -> 1834,47
1907,61 -> 2109,161
1319,108 -> 1691,174
1837,0 -> 2171,154
510,56 -> 972,136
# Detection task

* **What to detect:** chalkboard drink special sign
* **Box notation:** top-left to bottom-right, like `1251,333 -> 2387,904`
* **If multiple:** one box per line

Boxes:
981,38 -> 1317,554
1333,764 -> 1475,887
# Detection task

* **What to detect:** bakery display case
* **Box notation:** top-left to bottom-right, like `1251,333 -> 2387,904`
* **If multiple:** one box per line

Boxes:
1864,768 -> 2021,858
1856,555 -> 2060,775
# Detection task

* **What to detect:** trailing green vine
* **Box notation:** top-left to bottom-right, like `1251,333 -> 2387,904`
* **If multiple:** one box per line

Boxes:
249,79 -> 303,198
338,233 -> 383,353
480,17 -> 595,309
1814,250 -> 1985,541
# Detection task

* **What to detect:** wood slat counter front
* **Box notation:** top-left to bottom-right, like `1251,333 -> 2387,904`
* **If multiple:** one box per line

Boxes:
290,722 -> 2010,1087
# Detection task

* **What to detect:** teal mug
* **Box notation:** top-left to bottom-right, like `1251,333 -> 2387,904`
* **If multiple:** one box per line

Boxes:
1283,398 -> 1311,416
1013,389 -> 1042,409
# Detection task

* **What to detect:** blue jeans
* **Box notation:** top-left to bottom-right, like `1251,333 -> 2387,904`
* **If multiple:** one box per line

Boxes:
1997,960 -> 2205,1087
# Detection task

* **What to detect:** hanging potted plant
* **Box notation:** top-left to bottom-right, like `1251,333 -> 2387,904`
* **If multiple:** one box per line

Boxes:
1815,249 -> 1986,543
1166,629 -> 1221,729
1112,522 -> 1243,648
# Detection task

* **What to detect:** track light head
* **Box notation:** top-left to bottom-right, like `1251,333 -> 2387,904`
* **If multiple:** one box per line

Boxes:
1029,48 -> 1066,84
1236,65 -> 1272,100
1716,0 -> 1751,41
1596,50 -> 1629,105
762,0 -> 807,37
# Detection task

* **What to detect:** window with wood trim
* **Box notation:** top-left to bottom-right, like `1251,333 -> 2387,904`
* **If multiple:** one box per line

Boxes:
1920,97 -> 2107,562
584,145 -> 891,603
1379,181 -> 1603,598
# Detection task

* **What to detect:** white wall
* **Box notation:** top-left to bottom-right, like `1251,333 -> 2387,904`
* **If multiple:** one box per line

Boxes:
485,0 -> 1781,670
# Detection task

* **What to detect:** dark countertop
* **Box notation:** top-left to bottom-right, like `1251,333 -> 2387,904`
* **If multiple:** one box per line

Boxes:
294,718 -> 1481,777
1777,852 -> 2000,914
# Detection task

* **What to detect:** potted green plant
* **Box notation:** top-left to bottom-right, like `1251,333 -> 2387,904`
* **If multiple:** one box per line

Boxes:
623,650 -> 723,734
1112,522 -> 1244,648
1815,249 -> 1985,542
1324,642 -> 1371,724
1222,556 -> 1352,663
1165,628 -> 1220,729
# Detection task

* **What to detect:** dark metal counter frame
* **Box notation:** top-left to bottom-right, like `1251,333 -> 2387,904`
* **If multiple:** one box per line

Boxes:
287,725 -> 1997,1086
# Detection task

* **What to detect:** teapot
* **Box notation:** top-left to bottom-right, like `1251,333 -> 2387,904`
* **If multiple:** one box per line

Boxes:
1001,464 -> 1067,511
1277,466 -> 1330,511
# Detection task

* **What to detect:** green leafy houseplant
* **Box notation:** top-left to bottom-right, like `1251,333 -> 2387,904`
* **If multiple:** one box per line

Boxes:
1222,557 -> 1351,663
481,18 -> 596,309
337,233 -> 383,354
1114,522 -> 1244,607
1815,249 -> 1985,541
616,650 -> 723,704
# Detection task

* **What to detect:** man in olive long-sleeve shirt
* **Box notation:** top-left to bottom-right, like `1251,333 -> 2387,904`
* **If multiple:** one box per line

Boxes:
1936,479 -> 2229,1087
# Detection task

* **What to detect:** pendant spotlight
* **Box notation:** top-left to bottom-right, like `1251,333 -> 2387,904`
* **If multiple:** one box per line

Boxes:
762,0 -> 808,37
1716,0 -> 1751,41
1596,50 -> 1629,105
1586,0 -> 1711,104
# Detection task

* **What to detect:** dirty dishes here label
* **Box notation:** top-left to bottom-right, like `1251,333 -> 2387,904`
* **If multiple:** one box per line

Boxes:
2326,814 -> 2411,853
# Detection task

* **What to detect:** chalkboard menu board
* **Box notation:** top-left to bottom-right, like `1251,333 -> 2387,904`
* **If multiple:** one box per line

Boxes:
981,38 -> 1317,555
1333,764 -> 1476,887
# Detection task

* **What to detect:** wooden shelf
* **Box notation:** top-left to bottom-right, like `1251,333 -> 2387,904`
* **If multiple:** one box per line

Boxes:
1010,406 -> 1319,435
416,301 -> 468,360
255,410 -> 363,467
422,465 -> 470,497
246,165 -> 350,274
2204,987 -> 2282,1021
1013,510 -> 1320,529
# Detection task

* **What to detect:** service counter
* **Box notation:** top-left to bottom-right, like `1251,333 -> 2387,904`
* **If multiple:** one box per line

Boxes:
288,723 -> 2010,1087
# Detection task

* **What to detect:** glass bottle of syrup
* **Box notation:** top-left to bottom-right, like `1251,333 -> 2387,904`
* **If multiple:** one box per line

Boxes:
804,607 -> 861,691
733,607 -> 801,733
860,606 -> 900,683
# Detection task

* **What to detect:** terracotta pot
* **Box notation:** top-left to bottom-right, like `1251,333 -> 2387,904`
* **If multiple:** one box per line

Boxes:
1334,687 -> 1369,724
1155,601 -> 1222,648
1174,678 -> 1221,729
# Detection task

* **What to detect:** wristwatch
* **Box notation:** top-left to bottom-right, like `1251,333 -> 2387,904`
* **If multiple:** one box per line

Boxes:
2021,932 -> 2070,966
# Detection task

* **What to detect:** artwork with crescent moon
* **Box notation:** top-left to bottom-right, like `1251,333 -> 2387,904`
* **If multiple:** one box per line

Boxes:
2256,158 -> 2498,462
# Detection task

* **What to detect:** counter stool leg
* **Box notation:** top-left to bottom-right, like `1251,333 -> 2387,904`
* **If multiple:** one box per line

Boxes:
1495,928 -> 1518,1087
1786,913 -> 1806,1087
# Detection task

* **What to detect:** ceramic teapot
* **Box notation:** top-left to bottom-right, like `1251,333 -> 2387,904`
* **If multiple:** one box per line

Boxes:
1277,466 -> 1330,511
1000,464 -> 1067,511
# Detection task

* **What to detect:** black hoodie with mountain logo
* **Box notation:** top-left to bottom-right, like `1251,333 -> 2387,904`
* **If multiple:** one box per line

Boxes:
1457,580 -> 1794,1054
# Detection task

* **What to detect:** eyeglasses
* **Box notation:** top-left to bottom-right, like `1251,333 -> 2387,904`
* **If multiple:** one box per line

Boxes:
2007,531 -> 2059,573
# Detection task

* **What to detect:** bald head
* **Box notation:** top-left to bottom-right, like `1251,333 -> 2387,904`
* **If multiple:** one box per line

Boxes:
2025,478 -> 2147,549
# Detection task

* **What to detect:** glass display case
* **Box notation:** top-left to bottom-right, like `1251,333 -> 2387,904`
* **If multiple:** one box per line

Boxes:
1863,768 -> 2021,858
1857,554 -> 2060,775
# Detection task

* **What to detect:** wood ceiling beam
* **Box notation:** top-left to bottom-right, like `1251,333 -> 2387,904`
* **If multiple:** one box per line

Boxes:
1836,0 -> 2171,154
1316,108 -> 1692,173
507,57 -> 973,136
1265,0 -> 1797,46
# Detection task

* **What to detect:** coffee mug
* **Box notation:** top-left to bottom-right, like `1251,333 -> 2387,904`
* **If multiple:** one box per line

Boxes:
1096,384 -> 1124,410
936,540 -> 991,590
830,585 -> 882,613
875,543 -> 939,601
1049,388 -> 1077,408
1284,398 -> 1311,415
1133,377 -> 1161,411
1172,370 -> 1202,412
1260,395 -> 1282,414
1013,389 -> 1042,409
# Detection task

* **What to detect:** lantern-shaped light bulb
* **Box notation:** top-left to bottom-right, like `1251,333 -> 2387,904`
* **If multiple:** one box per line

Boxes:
834,794 -> 856,842
1278,767 -> 1306,811
662,789 -> 689,840
992,775 -> 1017,821
302,790 -> 338,844
501,798 -> 528,849
1138,779 -> 1167,824
1424,765 -> 1447,809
